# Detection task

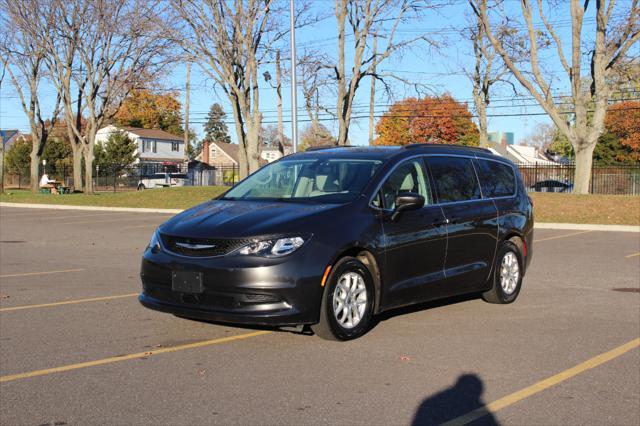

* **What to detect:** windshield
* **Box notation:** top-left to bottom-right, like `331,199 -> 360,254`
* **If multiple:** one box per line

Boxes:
222,158 -> 382,203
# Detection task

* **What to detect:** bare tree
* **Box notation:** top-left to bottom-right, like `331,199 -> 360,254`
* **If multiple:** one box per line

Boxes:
473,0 -> 640,193
525,122 -> 556,149
0,0 -> 61,193
172,0 -> 289,178
299,50 -> 334,144
465,2 -> 518,148
43,0 -> 172,194
333,0 -> 432,145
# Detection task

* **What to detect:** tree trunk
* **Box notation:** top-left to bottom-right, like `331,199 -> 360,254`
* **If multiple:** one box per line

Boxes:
71,143 -> 83,192
337,113 -> 349,145
246,118 -> 261,174
83,143 -> 94,195
573,142 -> 596,194
29,149 -> 40,194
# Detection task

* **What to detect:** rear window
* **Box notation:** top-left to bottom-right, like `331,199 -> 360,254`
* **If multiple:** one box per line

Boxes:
475,159 -> 516,197
426,157 -> 481,203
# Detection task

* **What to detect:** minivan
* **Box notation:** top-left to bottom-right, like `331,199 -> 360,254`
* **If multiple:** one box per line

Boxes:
137,172 -> 188,190
140,144 -> 533,340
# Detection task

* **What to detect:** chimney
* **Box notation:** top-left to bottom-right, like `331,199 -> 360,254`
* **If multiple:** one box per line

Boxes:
203,140 -> 210,164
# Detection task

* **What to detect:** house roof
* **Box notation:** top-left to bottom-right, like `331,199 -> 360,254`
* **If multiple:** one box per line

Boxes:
122,127 -> 183,141
0,129 -> 20,147
211,141 -> 239,164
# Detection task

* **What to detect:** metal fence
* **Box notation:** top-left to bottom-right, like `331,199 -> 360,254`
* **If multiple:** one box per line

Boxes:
517,163 -> 640,195
3,163 -> 241,192
4,162 -> 639,195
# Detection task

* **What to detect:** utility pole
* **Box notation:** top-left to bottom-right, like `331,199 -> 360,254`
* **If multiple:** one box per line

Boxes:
184,61 -> 191,164
368,34 -> 377,145
275,50 -> 284,155
289,0 -> 298,153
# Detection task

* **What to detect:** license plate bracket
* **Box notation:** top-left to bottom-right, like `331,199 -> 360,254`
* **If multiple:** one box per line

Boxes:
171,271 -> 204,293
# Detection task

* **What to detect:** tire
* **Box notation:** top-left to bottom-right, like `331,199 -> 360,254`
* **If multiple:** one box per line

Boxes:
137,184 -> 145,191
482,240 -> 523,304
311,257 -> 375,341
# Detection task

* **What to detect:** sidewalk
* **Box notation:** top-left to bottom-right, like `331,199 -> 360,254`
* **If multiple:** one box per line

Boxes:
2,202 -> 639,232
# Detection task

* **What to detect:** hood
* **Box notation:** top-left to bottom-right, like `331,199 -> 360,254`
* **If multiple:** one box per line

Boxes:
159,199 -> 343,239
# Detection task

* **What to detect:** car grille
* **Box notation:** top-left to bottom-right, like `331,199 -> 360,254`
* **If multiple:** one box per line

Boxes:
160,234 -> 250,257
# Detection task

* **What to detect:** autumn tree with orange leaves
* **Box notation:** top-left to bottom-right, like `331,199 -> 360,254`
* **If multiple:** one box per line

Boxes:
374,96 -> 479,146
605,101 -> 640,162
114,90 -> 184,136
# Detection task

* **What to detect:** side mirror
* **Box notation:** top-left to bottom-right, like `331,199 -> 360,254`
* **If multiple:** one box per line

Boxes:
391,192 -> 425,221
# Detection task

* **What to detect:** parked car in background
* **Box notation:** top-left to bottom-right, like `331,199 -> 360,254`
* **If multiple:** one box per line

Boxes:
140,144 -> 534,340
530,179 -> 573,193
137,172 -> 188,190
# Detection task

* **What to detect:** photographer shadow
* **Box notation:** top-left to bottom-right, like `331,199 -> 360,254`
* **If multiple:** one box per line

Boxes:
411,374 -> 500,426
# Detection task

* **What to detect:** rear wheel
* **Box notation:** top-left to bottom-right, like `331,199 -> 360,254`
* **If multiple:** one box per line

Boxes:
137,184 -> 146,191
311,257 -> 374,341
482,240 -> 523,304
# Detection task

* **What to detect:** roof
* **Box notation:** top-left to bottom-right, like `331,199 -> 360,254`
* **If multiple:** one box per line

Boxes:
122,127 -> 183,141
211,141 -> 239,164
0,130 -> 20,147
489,145 -> 557,165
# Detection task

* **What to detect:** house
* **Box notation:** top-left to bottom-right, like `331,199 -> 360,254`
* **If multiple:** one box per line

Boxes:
96,125 -> 185,168
486,131 -> 557,165
200,140 -> 239,168
0,130 -> 24,151
260,145 -> 293,164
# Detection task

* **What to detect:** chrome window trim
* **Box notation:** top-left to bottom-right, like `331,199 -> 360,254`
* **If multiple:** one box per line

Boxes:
368,152 -> 518,211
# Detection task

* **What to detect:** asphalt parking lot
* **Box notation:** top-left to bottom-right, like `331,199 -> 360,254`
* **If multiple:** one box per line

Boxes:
0,205 -> 638,426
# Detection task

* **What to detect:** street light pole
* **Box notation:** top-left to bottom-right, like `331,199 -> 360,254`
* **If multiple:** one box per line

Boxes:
289,0 -> 298,153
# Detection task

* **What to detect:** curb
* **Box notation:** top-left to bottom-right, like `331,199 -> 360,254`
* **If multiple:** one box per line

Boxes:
0,202 -> 181,214
2,202 -> 639,232
534,222 -> 640,233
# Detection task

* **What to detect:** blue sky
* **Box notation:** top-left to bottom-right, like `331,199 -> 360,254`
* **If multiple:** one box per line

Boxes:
1,0 -> 612,147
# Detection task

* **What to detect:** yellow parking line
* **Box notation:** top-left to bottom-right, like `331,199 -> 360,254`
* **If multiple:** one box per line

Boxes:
442,337 -> 640,426
625,252 -> 640,258
534,230 -> 592,243
0,293 -> 138,312
0,330 -> 272,383
0,268 -> 86,279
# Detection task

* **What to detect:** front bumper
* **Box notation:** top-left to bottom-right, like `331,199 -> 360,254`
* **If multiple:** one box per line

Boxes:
139,246 -> 326,326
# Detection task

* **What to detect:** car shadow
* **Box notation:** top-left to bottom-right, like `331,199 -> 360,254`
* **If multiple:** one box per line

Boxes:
411,374 -> 500,426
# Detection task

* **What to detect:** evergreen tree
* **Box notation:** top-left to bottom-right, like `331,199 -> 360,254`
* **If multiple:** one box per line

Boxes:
95,130 -> 138,173
4,139 -> 31,177
204,103 -> 231,144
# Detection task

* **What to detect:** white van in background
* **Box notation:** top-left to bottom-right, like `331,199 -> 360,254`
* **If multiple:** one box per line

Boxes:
137,173 -> 189,190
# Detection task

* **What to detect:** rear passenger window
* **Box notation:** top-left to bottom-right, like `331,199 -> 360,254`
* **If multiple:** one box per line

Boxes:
475,159 -> 516,197
426,157 -> 481,203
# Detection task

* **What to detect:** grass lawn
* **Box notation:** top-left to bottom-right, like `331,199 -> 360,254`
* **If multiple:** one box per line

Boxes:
530,193 -> 639,225
0,186 -> 228,210
1,187 -> 638,225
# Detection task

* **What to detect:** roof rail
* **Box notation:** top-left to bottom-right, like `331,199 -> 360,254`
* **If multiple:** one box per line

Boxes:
305,145 -> 357,152
403,143 -> 492,154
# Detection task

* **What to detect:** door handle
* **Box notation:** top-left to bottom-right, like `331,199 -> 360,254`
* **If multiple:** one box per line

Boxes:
433,218 -> 450,226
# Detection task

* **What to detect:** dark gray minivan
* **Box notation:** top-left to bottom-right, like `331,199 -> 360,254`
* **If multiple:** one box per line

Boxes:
140,144 -> 534,340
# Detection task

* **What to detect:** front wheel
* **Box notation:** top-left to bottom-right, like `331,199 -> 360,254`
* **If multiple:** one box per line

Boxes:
482,240 -> 523,304
311,257 -> 375,341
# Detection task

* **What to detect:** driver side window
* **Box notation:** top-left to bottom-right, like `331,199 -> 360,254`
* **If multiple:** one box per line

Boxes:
379,159 -> 432,210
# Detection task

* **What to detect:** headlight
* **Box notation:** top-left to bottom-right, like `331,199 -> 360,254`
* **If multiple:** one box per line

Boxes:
148,229 -> 161,251
236,236 -> 306,257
